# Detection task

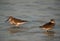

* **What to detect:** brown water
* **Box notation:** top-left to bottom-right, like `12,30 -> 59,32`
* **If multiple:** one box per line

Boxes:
0,0 -> 60,41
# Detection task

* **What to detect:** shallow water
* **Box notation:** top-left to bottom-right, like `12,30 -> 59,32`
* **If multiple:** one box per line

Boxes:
0,0 -> 60,41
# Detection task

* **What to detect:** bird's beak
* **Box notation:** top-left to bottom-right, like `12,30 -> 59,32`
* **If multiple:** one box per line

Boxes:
5,18 -> 9,22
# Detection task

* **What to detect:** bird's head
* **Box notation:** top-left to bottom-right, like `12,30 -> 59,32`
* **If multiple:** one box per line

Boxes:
50,19 -> 55,23
6,16 -> 13,22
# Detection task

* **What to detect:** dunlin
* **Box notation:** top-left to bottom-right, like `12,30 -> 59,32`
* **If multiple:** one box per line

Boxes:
40,19 -> 55,31
6,16 -> 28,27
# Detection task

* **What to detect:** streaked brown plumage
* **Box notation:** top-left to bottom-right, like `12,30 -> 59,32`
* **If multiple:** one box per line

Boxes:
7,16 -> 28,26
40,19 -> 55,31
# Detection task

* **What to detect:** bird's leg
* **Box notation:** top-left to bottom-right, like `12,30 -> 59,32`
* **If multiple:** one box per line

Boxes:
47,30 -> 49,32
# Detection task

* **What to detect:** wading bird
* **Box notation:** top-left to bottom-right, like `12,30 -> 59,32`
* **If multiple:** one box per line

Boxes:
6,16 -> 28,27
40,19 -> 55,31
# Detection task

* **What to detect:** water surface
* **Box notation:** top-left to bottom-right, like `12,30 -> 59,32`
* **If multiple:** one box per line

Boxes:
0,0 -> 60,41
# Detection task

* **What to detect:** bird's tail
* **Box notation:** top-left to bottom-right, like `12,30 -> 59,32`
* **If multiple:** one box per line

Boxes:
39,26 -> 43,28
22,20 -> 29,22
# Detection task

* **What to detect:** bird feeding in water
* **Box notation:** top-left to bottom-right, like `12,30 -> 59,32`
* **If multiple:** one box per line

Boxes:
6,16 -> 28,27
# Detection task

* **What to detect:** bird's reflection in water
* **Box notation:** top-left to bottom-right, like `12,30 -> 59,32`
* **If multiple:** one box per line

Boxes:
8,26 -> 20,33
8,26 -> 27,33
43,31 -> 55,40
9,40 -> 21,41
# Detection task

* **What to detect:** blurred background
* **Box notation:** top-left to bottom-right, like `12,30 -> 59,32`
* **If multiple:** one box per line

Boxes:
0,0 -> 60,41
